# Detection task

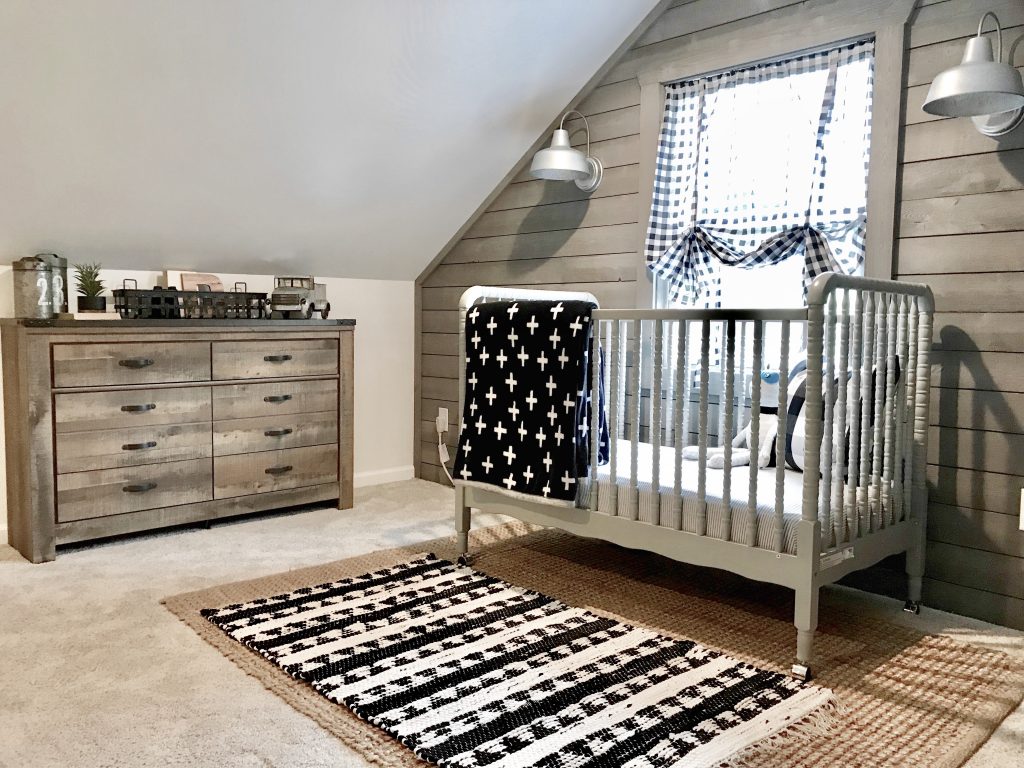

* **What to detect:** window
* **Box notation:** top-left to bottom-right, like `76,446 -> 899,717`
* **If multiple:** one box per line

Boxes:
645,39 -> 875,311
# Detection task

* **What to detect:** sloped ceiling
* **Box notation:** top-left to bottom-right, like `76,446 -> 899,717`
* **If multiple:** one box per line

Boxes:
0,0 -> 661,280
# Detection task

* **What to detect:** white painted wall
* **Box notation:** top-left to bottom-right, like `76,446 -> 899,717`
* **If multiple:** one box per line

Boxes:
0,268 -> 414,540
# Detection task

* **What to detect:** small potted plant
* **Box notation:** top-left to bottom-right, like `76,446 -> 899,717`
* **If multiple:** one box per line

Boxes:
74,262 -> 107,312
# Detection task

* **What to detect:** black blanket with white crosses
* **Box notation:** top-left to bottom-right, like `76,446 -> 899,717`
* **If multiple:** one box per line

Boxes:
453,299 -> 608,506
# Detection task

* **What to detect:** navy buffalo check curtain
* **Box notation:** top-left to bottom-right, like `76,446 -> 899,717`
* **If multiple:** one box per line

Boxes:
645,39 -> 875,307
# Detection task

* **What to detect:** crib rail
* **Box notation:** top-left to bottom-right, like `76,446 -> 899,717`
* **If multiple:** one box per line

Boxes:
588,273 -> 933,556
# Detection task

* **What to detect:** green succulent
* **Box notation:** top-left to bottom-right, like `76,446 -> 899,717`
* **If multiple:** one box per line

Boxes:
73,263 -> 105,298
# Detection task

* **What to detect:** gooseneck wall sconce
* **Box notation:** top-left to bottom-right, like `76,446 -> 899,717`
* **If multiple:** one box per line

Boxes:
922,11 -> 1024,136
530,110 -> 604,191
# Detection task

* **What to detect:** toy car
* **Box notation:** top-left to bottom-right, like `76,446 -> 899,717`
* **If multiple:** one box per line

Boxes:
269,275 -> 330,319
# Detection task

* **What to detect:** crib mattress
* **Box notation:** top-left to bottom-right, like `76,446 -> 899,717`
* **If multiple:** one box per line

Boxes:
594,440 -> 806,555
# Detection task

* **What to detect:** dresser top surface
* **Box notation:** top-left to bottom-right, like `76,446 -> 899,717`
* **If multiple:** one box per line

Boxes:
3,317 -> 355,330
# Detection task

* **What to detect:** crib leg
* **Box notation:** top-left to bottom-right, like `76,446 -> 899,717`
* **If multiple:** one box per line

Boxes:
792,583 -> 819,682
904,519 -> 924,614
455,485 -> 471,562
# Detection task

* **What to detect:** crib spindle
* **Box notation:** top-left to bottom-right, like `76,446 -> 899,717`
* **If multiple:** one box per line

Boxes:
747,320 -> 763,547
820,293 -> 837,548
737,322 -> 748,441
833,290 -> 851,546
892,296 -> 910,522
652,319 -> 664,524
774,320 -> 790,553
846,290 -> 863,539
589,319 -> 601,513
870,294 -> 889,528
858,292 -> 875,533
628,319 -> 642,521
722,320 -> 735,541
697,319 -> 711,537
903,300 -> 920,519
608,320 -> 621,516
672,320 -> 686,530
882,295 -> 899,525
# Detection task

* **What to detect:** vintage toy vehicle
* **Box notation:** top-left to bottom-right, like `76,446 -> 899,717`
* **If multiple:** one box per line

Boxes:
270,275 -> 330,319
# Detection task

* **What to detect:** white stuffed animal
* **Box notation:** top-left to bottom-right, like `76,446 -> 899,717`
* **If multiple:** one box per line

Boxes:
683,370 -> 780,469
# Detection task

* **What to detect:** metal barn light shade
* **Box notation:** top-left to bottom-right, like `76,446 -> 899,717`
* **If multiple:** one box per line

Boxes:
530,110 -> 604,191
922,11 -> 1024,136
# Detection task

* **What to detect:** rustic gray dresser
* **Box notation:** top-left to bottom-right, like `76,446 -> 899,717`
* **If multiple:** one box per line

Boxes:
2,319 -> 354,562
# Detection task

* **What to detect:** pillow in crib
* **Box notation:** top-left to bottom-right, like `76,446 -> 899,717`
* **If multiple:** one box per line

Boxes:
784,358 -> 901,472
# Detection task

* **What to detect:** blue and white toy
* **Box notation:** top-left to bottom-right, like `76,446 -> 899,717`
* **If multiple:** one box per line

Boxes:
685,369 -> 781,469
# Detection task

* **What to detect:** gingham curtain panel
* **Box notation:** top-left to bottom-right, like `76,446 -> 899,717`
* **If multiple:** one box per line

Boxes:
645,39 -> 875,307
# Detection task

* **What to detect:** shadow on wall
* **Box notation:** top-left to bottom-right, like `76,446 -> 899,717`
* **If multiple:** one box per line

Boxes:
931,324 -> 1023,516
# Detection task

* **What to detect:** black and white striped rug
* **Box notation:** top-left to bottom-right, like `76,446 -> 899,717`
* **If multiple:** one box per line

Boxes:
202,554 -> 834,767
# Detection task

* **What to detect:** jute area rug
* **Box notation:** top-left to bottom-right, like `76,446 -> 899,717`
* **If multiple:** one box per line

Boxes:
164,523 -> 1024,768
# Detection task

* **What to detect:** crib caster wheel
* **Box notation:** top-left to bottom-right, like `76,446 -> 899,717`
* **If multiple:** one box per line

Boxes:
457,554 -> 474,567
790,664 -> 812,682
903,600 -> 921,615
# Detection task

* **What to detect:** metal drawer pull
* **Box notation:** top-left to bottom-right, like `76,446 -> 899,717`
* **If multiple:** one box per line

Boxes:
122,482 -> 158,493
118,358 -> 155,369
265,465 -> 293,476
263,394 -> 293,403
121,403 -> 157,413
264,428 -> 294,437
122,441 -> 158,451
264,354 -> 293,363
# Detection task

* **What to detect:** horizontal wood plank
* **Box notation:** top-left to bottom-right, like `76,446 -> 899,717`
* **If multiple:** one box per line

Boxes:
900,190 -> 1024,237
909,0 -> 1024,49
563,106 -> 641,145
926,540 -> 1024,600
577,78 -> 642,116
923,577 -> 1024,631
928,424 -> 1024,475
490,164 -> 639,213
930,312 -> 1024,353
896,231 -> 1024,274
931,386 -> 1024,433
422,281 -> 637,312
633,0 -> 801,49
903,119 -> 1024,163
512,135 -> 641,183
465,194 -> 639,239
422,375 -> 458,402
927,464 -> 1024,515
422,333 -> 458,357
446,223 -> 640,265
910,273 -> 1024,313
928,502 -> 1024,558
425,252 -> 638,290
932,351 -> 1024,393
900,149 -> 1024,201
421,353 -> 458,380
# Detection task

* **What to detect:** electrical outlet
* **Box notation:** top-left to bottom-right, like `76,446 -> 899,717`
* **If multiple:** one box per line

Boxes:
436,407 -> 449,435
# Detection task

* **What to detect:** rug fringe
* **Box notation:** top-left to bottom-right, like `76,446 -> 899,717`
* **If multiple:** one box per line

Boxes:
719,695 -> 845,768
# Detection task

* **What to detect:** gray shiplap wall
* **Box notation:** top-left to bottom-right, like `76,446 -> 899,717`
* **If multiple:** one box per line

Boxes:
416,0 -> 1024,630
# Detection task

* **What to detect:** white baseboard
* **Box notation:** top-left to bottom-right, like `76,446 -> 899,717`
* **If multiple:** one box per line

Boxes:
354,465 -> 415,488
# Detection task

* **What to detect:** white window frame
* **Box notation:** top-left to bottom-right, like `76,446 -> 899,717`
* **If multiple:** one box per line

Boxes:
633,0 -> 917,310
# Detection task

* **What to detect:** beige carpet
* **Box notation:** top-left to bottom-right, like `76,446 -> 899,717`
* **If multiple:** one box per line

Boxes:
167,519 -> 1024,768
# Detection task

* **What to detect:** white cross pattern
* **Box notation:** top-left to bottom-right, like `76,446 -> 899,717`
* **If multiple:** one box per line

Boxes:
459,466 -> 472,480
517,423 -> 528,439
550,302 -> 564,319
505,373 -> 518,392
546,406 -> 558,426
485,387 -> 497,406
525,391 -> 538,410
554,427 -> 565,445
482,456 -> 494,473
503,474 -> 516,490
537,352 -> 549,371
569,316 -> 584,336
517,347 -> 529,366
468,307 -> 480,323
469,399 -> 478,415
578,419 -> 588,437
479,348 -> 490,365
523,465 -> 534,483
502,446 -> 516,465
468,372 -> 478,388
535,429 -> 546,446
542,484 -> 551,497
508,401 -> 520,420
549,330 -> 561,349
542,452 -> 553,472
545,375 -> 557,396
495,350 -> 508,369
475,416 -> 487,434
558,349 -> 570,369
526,316 -> 539,334
562,394 -> 575,413
493,421 -> 507,440
507,329 -> 519,346
471,332 -> 482,350
462,439 -> 472,456
486,317 -> 498,334
561,471 -> 575,491
507,303 -> 519,319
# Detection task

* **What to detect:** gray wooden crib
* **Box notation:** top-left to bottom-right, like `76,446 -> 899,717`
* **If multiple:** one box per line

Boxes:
453,273 -> 934,680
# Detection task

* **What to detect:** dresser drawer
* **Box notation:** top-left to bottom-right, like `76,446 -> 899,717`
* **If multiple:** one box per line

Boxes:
212,339 -> 338,380
214,445 -> 338,499
53,342 -> 211,388
214,411 -> 338,457
212,379 -> 338,420
56,459 -> 213,523
56,422 -> 212,473
55,387 -> 212,433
